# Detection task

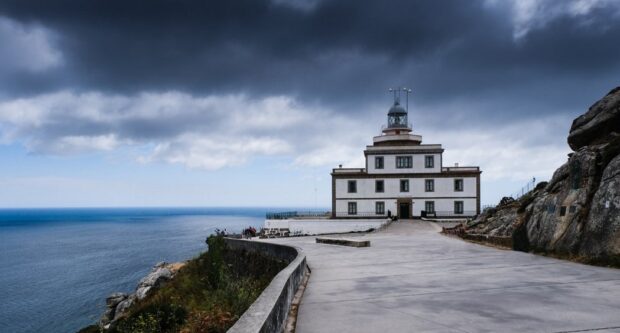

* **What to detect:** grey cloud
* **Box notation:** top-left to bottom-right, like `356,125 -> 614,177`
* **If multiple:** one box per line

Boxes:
0,1 -> 617,109
0,0 -> 618,155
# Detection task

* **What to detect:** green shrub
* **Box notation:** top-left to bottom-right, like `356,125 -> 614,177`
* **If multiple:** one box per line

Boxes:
103,234 -> 288,333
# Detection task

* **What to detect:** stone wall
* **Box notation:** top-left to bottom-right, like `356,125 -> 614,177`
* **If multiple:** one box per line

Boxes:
225,238 -> 308,333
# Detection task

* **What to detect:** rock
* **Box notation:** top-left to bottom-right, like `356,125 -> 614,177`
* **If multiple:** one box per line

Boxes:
105,292 -> 127,308
97,261 -> 184,329
568,87 -> 620,150
112,294 -> 136,321
138,262 -> 173,289
463,87 -> 620,264
526,146 -> 601,254
580,154 -> 620,258
135,286 -> 152,300
99,292 -> 128,327
498,196 -> 515,207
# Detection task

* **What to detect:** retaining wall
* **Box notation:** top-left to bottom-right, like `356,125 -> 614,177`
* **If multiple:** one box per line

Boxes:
264,219 -> 388,235
225,238 -> 307,333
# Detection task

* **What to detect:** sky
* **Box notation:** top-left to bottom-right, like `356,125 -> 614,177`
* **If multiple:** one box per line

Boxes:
0,0 -> 619,208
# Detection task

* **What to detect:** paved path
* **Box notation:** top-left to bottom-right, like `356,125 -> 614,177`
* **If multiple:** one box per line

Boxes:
268,221 -> 620,333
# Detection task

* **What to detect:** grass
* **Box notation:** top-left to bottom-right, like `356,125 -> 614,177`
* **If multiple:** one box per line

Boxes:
84,235 -> 288,333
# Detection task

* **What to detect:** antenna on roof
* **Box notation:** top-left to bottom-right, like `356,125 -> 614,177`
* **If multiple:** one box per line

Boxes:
388,87 -> 403,104
402,87 -> 412,112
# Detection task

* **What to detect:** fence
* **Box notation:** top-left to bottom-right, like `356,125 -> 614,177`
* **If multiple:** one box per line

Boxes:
510,177 -> 537,200
266,211 -> 331,220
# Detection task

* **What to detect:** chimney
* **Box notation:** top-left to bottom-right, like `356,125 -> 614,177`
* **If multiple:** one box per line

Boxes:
339,164 -> 343,168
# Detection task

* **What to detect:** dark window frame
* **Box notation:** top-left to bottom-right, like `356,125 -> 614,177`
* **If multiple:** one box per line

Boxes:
425,155 -> 435,168
400,179 -> 409,192
425,201 -> 435,213
348,202 -> 357,215
454,201 -> 464,214
396,156 -> 413,169
425,179 -> 435,192
347,180 -> 357,193
375,201 -> 385,215
375,180 -> 384,193
375,156 -> 384,169
454,179 -> 464,192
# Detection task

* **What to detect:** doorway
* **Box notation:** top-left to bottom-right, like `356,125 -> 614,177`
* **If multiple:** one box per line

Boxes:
399,202 -> 410,219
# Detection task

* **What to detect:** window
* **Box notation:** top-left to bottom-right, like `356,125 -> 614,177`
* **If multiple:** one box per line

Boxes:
454,179 -> 464,192
375,201 -> 385,215
400,179 -> 409,192
375,156 -> 384,169
454,201 -> 464,214
396,156 -> 413,168
560,206 -> 566,216
425,179 -> 434,192
425,155 -> 435,168
425,201 -> 435,213
375,180 -> 384,193
569,205 -> 576,214
348,202 -> 357,215
347,180 -> 357,193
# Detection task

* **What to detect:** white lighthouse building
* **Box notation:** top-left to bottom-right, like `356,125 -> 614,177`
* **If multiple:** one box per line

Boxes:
331,92 -> 481,219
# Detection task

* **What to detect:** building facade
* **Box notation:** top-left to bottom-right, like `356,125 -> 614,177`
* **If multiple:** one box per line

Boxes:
331,97 -> 481,219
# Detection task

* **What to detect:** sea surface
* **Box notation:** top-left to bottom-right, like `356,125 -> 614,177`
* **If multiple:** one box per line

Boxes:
0,207 -> 287,333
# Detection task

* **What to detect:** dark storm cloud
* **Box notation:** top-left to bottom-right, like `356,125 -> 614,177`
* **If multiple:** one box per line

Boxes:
0,0 -> 619,120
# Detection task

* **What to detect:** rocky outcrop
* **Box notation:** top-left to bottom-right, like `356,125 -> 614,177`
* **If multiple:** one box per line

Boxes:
465,87 -> 620,264
99,261 -> 184,330
568,87 -> 620,150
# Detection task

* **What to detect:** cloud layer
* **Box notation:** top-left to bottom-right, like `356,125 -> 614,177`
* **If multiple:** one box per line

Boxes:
0,0 -> 619,205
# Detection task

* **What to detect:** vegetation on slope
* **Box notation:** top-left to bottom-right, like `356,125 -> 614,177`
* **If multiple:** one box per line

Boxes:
80,234 -> 287,333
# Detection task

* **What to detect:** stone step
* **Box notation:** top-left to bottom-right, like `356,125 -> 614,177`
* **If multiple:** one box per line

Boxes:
315,237 -> 370,247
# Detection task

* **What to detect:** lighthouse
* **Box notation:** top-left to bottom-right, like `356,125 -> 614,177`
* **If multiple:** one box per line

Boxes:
331,88 -> 481,219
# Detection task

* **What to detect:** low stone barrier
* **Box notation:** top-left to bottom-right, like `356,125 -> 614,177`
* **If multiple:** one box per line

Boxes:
264,219 -> 388,236
461,233 -> 513,248
225,238 -> 308,333
442,225 -> 513,248
316,237 -> 370,247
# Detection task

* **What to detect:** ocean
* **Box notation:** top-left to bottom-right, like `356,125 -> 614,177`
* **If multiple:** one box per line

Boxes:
0,207 -> 279,333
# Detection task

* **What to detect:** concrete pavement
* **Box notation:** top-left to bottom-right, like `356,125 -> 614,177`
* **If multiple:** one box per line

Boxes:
267,220 -> 620,333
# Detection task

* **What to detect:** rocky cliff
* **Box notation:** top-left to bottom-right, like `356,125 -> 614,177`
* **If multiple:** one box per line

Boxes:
465,87 -> 620,264
98,261 -> 184,330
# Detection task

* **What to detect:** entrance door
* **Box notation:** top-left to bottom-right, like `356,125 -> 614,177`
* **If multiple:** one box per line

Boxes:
399,202 -> 410,219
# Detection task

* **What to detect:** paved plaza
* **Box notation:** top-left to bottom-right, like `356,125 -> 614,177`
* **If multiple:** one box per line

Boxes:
268,221 -> 620,333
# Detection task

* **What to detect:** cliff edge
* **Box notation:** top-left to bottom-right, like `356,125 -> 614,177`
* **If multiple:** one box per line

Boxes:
464,87 -> 620,264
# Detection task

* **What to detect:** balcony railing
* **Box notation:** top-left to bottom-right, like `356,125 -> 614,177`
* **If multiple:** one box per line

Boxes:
266,211 -> 331,220
334,212 -> 389,217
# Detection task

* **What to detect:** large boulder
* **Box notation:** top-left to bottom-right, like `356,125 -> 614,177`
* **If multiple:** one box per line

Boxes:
99,292 -> 128,327
98,261 -> 184,330
463,87 -> 620,264
580,154 -> 620,260
568,87 -> 620,150
526,146 -> 601,254
135,261 -> 174,300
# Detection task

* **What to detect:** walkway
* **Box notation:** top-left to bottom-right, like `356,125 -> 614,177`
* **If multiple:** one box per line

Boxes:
268,220 -> 620,333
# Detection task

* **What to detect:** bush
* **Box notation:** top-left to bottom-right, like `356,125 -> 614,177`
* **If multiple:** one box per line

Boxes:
103,233 -> 287,333
112,304 -> 187,333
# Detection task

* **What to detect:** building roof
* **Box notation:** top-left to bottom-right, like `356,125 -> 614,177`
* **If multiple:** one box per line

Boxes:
387,101 -> 407,115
